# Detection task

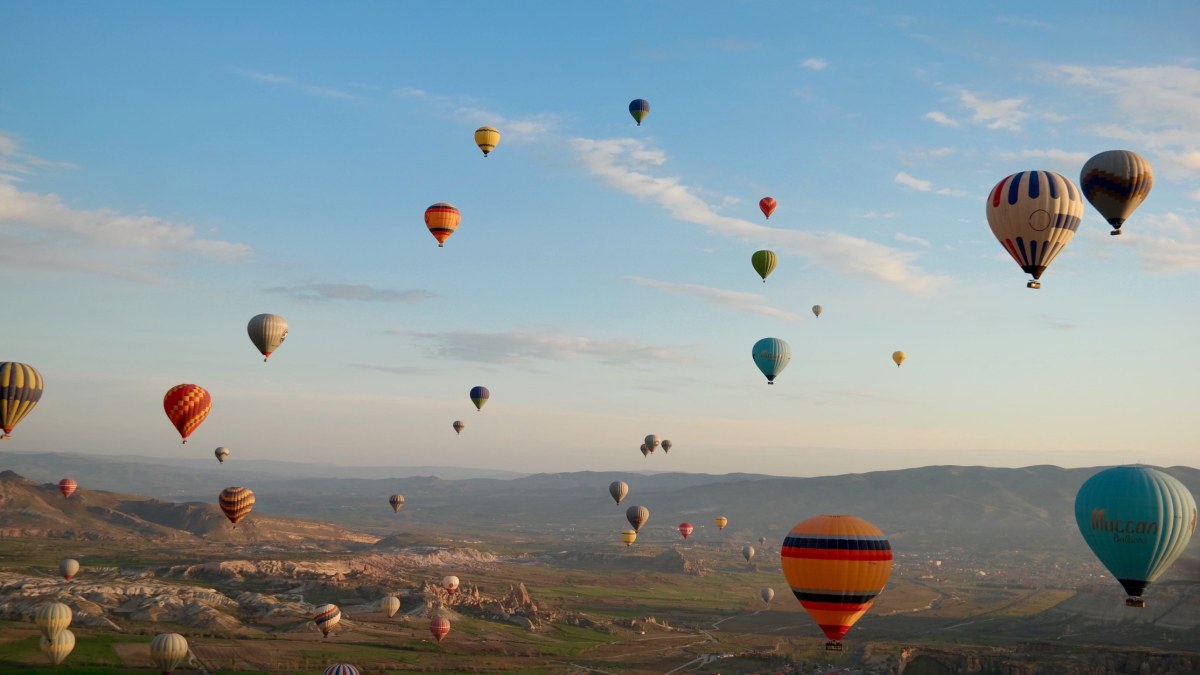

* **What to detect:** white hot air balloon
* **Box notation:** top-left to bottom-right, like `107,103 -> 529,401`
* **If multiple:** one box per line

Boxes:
985,170 -> 1083,289
247,313 -> 289,362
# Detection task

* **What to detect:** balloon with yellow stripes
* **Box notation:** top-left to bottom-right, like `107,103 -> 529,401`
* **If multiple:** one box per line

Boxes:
0,362 -> 44,440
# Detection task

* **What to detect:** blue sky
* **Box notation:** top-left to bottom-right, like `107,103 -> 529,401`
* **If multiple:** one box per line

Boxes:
1,2 -> 1198,476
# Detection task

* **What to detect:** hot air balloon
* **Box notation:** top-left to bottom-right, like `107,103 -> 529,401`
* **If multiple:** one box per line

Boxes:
35,602 -> 71,643
679,522 -> 694,540
751,250 -> 778,283
1080,150 -> 1153,235
812,305 -> 823,318
247,313 -> 288,362
628,99 -> 650,126
759,536 -> 768,548
58,478 -> 77,499
986,170 -> 1083,289
314,603 -> 341,637
0,362 -> 43,440
425,203 -> 461,247
609,480 -> 629,506
381,595 -> 400,618
752,338 -> 791,385
661,440 -> 672,453
469,386 -> 489,411
715,516 -> 728,530
761,587 -> 775,606
759,197 -> 777,220
163,384 -> 211,444
453,420 -> 465,435
389,494 -> 405,512
892,351 -> 906,368
743,544 -> 756,563
150,633 -> 189,674
443,575 -> 460,594
782,514 -> 892,651
644,435 -> 660,452
324,665 -> 360,675
474,126 -> 500,157
626,505 -> 650,533
219,487 -> 255,526
640,444 -> 650,458
59,558 -> 79,581
214,447 -> 230,463
40,628 -> 74,666
430,616 -> 451,642
1075,466 -> 1197,607
621,529 -> 638,546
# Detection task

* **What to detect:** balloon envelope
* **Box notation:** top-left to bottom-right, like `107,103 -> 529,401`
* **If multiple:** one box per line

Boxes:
609,480 -> 629,505
743,544 -> 756,562
389,494 -> 405,512
626,505 -> 650,532
986,170 -> 1083,287
661,440 -> 672,453
715,516 -> 728,530
644,435 -> 659,451
59,558 -> 79,581
474,126 -> 501,157
759,197 -> 777,219
247,313 -> 288,361
812,305 -> 823,318
782,515 -> 892,645
621,529 -> 637,546
1075,466 -> 1197,604
163,384 -> 211,443
214,447 -> 230,463
150,632 -> 189,674
892,351 -> 906,367
0,362 -> 43,439
640,444 -> 650,457
430,616 -> 451,642
752,338 -> 791,384
453,420 -> 465,435
1080,150 -> 1153,232
314,603 -> 341,636
628,99 -> 650,125
58,478 -> 77,499
380,595 -> 400,618
761,587 -> 775,605
324,665 -> 360,675
35,602 -> 71,642
751,250 -> 778,282
679,522 -> 693,539
40,628 -> 74,665
425,203 -> 461,247
443,575 -> 460,593
219,487 -> 255,525
469,386 -> 490,411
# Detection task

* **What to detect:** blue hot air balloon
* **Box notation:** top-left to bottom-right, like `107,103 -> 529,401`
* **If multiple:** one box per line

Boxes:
469,386 -> 490,411
752,338 -> 791,385
628,99 -> 650,126
1074,466 -> 1197,607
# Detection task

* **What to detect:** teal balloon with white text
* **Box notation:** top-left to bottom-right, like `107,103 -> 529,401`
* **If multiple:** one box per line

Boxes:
751,338 -> 791,385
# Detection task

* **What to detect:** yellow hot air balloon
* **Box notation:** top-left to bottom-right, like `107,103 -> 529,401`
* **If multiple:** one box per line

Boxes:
621,529 -> 637,546
892,351 -> 906,367
40,628 -> 74,666
59,558 -> 80,581
381,595 -> 401,618
0,361 -> 44,440
474,126 -> 500,157
150,633 -> 190,674
34,602 -> 72,643
714,516 -> 729,530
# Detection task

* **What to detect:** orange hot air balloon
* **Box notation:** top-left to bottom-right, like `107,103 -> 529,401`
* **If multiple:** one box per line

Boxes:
678,522 -> 693,540
781,515 -> 893,651
163,384 -> 211,444
430,616 -> 451,642
759,197 -> 777,219
425,203 -> 460,247
58,478 -> 78,499
714,516 -> 728,530
219,486 -> 255,526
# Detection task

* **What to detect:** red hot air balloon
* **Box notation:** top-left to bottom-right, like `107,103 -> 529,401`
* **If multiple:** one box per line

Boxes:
58,479 -> 77,499
163,384 -> 211,444
679,522 -> 694,540
759,197 -> 777,219
430,616 -> 451,642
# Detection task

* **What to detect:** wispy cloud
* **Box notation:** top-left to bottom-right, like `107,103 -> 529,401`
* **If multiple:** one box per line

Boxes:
894,172 -> 967,197
863,210 -> 898,219
626,276 -> 803,321
349,363 -> 434,376
572,137 -> 948,293
801,58 -> 829,71
894,232 -> 931,247
0,131 -> 78,182
265,283 -> 436,303
999,148 -> 1089,166
923,111 -> 960,127
712,37 -> 761,51
1126,212 -> 1200,272
397,328 -> 693,366
233,67 -> 357,100
959,90 -> 1027,130
391,87 -> 556,142
995,15 -> 1050,29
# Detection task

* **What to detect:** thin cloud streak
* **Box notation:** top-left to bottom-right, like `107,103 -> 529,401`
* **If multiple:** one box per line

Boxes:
923,111 -> 960,127
265,283 -> 436,303
959,90 -> 1027,130
1126,212 -> 1200,272
397,328 -> 694,366
392,86 -> 556,142
233,67 -> 357,100
626,276 -> 803,321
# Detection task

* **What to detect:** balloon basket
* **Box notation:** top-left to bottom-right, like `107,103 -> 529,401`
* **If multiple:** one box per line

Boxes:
1126,597 -> 1146,608
1026,281 -> 1041,289
825,641 -> 844,651
1110,230 -> 1122,236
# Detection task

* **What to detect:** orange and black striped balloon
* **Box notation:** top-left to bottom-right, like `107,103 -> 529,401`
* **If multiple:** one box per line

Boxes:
781,514 -> 892,644
0,362 -> 44,439
163,384 -> 211,443
424,203 -> 460,247
219,486 -> 255,525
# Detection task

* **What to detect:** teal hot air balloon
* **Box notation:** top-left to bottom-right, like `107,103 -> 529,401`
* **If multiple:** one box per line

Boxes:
752,338 -> 791,385
1074,466 -> 1198,607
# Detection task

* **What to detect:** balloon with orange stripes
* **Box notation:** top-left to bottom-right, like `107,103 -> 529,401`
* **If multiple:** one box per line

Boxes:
163,384 -> 211,444
780,514 -> 892,651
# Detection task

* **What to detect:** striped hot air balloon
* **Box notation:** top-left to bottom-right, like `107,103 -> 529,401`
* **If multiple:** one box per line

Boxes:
218,487 -> 255,526
621,529 -> 637,546
644,435 -> 659,452
781,514 -> 893,651
714,516 -> 728,530
469,386 -> 489,411
58,478 -> 78,499
324,665 -> 360,675
59,558 -> 79,581
34,602 -> 72,643
679,522 -> 693,540
150,633 -> 189,674
380,595 -> 400,618
628,99 -> 650,126
1080,150 -> 1153,235
626,505 -> 649,533
389,494 -> 405,513
0,362 -> 43,440
430,616 -> 451,642
752,338 -> 791,384
40,628 -> 74,666
163,384 -> 211,443
425,203 -> 461,247
247,313 -> 288,362
474,126 -> 501,157
986,170 -> 1083,289
313,603 -> 341,637
751,250 -> 778,283
759,197 -> 777,219
609,480 -> 628,505
453,420 -> 465,435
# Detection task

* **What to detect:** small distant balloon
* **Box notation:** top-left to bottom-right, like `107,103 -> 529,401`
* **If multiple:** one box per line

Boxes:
214,447 -> 230,464
679,522 -> 694,540
714,516 -> 728,530
761,587 -> 775,605
453,420 -> 465,435
626,505 -> 650,532
640,443 -> 650,458
629,99 -> 650,126
661,439 -> 672,454
609,480 -> 629,505
389,494 -> 405,513
314,603 -> 341,637
470,386 -> 490,411
443,575 -> 460,594
425,203 -> 461,248
892,351 -> 906,368
247,313 -> 288,362
759,197 -> 777,220
812,305 -> 823,318
751,250 -> 778,283
474,126 -> 501,157
58,478 -> 77,499
743,544 -> 756,562
59,558 -> 79,581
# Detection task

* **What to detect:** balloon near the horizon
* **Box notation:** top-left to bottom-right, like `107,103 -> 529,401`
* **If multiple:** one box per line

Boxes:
640,443 -> 650,458
1080,150 -> 1153,235
714,516 -> 728,530
453,420 -> 465,435
470,386 -> 490,411
425,203 -> 460,247
58,478 -> 77,499
782,514 -> 893,651
219,487 -> 255,526
679,522 -> 693,540
751,250 -> 777,283
1074,466 -> 1197,607
214,447 -> 229,464
40,628 -> 74,666
474,126 -> 500,157
430,616 -> 451,642
0,361 -> 43,440
626,505 -> 649,532
892,351 -> 906,368
150,633 -> 189,674
389,494 -> 405,512
621,529 -> 637,546
314,603 -> 341,637
628,99 -> 650,126
380,595 -> 400,618
247,313 -> 288,362
986,170 -> 1083,289
609,480 -> 628,506
759,197 -> 777,219
753,338 -> 791,384
59,558 -> 79,581
163,384 -> 211,444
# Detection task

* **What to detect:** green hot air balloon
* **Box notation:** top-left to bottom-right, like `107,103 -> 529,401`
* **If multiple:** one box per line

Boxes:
752,338 -> 791,385
1075,466 -> 1197,607
751,250 -> 777,283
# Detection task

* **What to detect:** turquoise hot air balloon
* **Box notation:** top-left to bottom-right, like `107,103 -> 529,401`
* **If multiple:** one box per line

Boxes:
752,338 -> 791,385
1074,466 -> 1197,607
